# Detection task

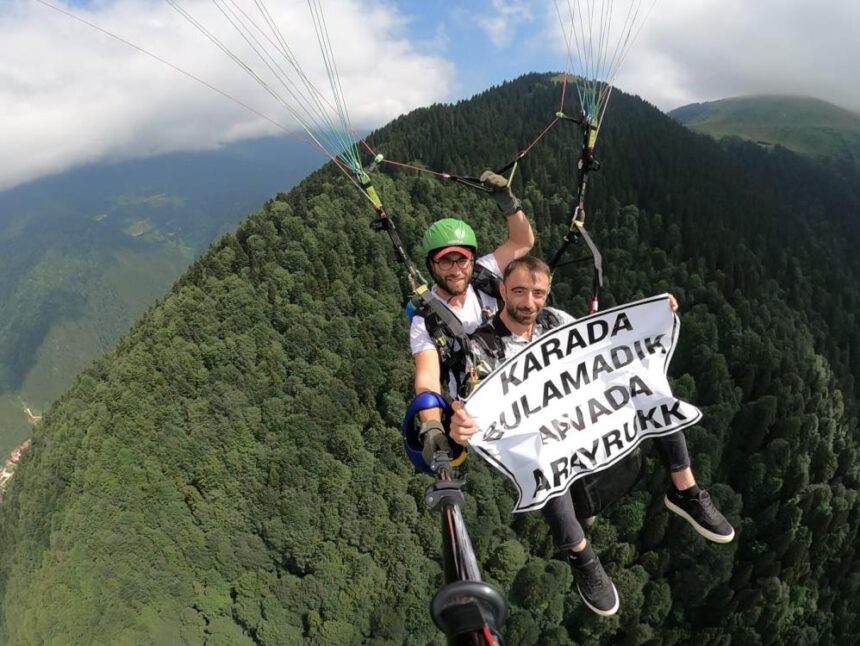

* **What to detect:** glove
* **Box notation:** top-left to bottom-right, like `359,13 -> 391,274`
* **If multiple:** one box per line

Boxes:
480,170 -> 522,216
419,420 -> 452,468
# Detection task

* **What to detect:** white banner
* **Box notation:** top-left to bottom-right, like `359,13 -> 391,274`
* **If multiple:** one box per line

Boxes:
466,295 -> 701,512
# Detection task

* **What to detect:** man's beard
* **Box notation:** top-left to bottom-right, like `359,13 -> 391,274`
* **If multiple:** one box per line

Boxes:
434,270 -> 471,296
506,302 -> 539,325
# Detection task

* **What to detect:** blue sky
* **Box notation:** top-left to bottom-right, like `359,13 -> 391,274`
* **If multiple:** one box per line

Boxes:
2,0 -> 859,191
391,2 -> 557,99
382,1 -> 860,114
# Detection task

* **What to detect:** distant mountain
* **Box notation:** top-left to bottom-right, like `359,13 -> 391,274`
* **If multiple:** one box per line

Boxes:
670,95 -> 860,170
0,136 -> 323,456
2,73 -> 860,644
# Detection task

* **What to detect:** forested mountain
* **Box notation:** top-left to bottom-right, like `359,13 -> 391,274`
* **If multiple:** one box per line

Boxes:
0,137 -> 323,457
670,95 -> 860,172
1,73 -> 859,644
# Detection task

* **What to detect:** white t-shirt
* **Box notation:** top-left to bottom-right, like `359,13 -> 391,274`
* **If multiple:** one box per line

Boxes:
409,253 -> 502,354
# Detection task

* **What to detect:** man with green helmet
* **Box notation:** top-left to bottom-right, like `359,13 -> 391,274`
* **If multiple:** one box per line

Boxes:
410,171 -> 534,466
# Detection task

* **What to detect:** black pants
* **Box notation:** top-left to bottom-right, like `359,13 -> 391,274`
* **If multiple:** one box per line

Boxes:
654,430 -> 691,473
542,493 -> 586,552
541,431 -> 692,552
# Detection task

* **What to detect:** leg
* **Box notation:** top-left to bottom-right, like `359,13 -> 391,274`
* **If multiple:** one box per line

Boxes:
542,493 -> 618,616
656,431 -> 735,543
541,493 -> 586,553
654,430 -> 697,489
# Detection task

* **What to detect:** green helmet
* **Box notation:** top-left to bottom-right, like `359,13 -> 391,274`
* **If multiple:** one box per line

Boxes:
420,218 -> 477,258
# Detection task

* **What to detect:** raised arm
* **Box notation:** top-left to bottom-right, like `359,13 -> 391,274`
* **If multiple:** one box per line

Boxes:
493,208 -> 534,270
478,171 -> 534,270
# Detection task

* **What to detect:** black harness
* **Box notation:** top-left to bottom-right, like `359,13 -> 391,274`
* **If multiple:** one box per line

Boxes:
470,308 -> 563,367
415,264 -> 502,398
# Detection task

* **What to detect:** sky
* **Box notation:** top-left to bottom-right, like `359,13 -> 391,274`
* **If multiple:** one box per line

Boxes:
1,0 -> 858,192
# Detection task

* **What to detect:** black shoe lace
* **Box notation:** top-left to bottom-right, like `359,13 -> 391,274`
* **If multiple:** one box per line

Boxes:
580,561 -> 609,595
695,491 -> 723,525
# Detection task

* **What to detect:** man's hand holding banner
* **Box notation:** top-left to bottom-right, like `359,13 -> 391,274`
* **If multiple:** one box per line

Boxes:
465,295 -> 702,512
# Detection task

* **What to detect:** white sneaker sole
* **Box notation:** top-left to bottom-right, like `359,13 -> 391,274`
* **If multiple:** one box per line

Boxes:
664,496 -> 735,544
576,581 -> 620,617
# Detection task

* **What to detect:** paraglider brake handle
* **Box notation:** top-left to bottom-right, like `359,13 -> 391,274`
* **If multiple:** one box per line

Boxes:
447,156 -> 519,194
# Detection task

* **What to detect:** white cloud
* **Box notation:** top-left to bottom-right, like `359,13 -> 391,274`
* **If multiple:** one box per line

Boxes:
476,0 -> 534,48
0,0 -> 454,191
413,21 -> 451,57
6,1 -> 857,192
542,0 -> 860,113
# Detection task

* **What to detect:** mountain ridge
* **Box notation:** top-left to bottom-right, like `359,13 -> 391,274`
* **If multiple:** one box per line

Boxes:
670,95 -> 860,169
0,136 -> 324,456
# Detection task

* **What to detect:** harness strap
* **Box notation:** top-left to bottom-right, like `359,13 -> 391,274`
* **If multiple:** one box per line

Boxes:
418,267 -> 503,396
361,172 -> 429,293
414,291 -> 471,350
413,290 -> 475,396
470,264 -> 502,303
470,308 -> 565,367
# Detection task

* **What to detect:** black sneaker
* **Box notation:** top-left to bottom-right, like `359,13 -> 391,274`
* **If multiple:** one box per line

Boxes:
664,488 -> 735,543
571,555 -> 619,616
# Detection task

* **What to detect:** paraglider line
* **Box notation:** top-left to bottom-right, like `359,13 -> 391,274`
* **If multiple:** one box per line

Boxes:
359,111 -> 561,185
520,117 -> 561,156
34,0 -> 383,206
559,71 -> 569,111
